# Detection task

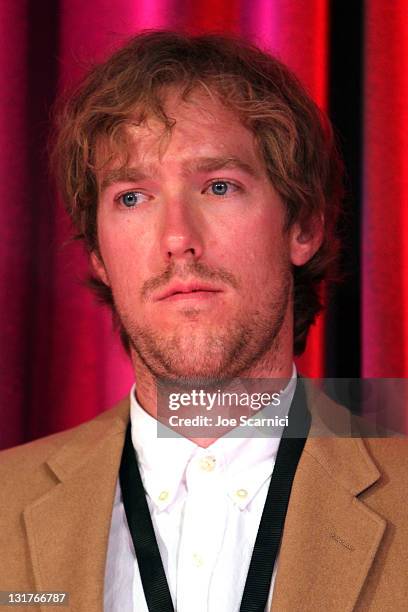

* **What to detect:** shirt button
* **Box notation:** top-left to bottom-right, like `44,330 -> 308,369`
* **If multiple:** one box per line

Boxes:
192,553 -> 204,567
199,456 -> 216,472
236,488 -> 248,499
158,490 -> 169,502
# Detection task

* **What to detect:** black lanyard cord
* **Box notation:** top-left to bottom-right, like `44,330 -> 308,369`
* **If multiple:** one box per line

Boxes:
120,423 -> 175,612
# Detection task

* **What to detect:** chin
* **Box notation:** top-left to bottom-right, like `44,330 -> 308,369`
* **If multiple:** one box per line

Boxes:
163,356 -> 230,382
160,346 -> 234,381
131,327 -> 241,384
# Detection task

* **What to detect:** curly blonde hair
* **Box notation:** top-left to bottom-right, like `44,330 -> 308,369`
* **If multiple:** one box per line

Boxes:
51,30 -> 344,355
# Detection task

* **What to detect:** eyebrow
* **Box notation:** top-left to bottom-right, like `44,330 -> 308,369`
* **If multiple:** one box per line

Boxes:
99,155 -> 260,192
100,167 -> 150,193
183,156 -> 260,179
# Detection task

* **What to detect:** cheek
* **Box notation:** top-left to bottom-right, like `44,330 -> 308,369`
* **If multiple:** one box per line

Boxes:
222,219 -> 288,282
98,220 -> 147,290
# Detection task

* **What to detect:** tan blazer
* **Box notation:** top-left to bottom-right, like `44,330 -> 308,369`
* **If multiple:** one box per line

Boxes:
0,389 -> 407,611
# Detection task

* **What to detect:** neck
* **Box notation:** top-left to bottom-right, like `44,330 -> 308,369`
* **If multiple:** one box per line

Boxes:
130,338 -> 294,448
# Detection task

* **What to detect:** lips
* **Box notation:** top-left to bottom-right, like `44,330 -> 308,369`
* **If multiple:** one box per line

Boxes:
155,282 -> 223,302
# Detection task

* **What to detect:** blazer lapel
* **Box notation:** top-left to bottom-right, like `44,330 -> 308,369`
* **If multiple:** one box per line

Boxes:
23,400 -> 130,612
271,383 -> 387,612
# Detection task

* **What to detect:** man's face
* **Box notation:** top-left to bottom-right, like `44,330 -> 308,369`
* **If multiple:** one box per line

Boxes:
94,90 -> 309,382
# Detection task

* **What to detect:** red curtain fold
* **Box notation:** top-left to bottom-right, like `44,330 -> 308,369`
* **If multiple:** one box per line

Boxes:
363,1 -> 408,379
0,0 -> 30,447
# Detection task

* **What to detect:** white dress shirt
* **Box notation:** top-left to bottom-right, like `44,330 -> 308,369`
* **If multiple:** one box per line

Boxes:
104,367 -> 297,611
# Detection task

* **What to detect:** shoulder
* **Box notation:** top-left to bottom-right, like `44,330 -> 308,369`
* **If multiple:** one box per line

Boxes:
0,397 -> 130,481
362,436 -> 408,479
302,377 -> 408,486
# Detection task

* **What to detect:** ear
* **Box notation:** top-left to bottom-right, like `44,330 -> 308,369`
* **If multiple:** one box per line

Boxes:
90,251 -> 110,286
289,216 -> 324,266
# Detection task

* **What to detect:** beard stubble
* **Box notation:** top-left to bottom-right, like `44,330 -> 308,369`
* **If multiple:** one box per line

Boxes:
118,264 -> 292,385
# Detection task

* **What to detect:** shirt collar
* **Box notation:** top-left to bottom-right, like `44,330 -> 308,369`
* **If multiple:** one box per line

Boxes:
130,391 -> 196,511
129,365 -> 297,512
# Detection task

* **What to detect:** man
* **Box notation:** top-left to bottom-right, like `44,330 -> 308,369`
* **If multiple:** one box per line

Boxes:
0,31 -> 407,611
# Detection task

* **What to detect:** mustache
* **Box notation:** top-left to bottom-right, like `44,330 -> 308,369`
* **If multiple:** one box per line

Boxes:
141,261 -> 240,300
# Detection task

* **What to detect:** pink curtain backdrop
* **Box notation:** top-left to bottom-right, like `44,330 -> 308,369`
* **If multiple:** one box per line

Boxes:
1,1 -> 407,448
363,1 -> 408,378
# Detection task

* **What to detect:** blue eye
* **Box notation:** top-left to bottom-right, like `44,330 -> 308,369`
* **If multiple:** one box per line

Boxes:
119,191 -> 145,208
211,181 -> 229,196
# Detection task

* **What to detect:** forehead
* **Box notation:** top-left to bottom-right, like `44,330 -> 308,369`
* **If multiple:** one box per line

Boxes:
96,88 -> 264,176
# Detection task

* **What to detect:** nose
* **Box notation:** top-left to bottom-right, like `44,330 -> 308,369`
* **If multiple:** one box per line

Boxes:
159,195 -> 204,263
